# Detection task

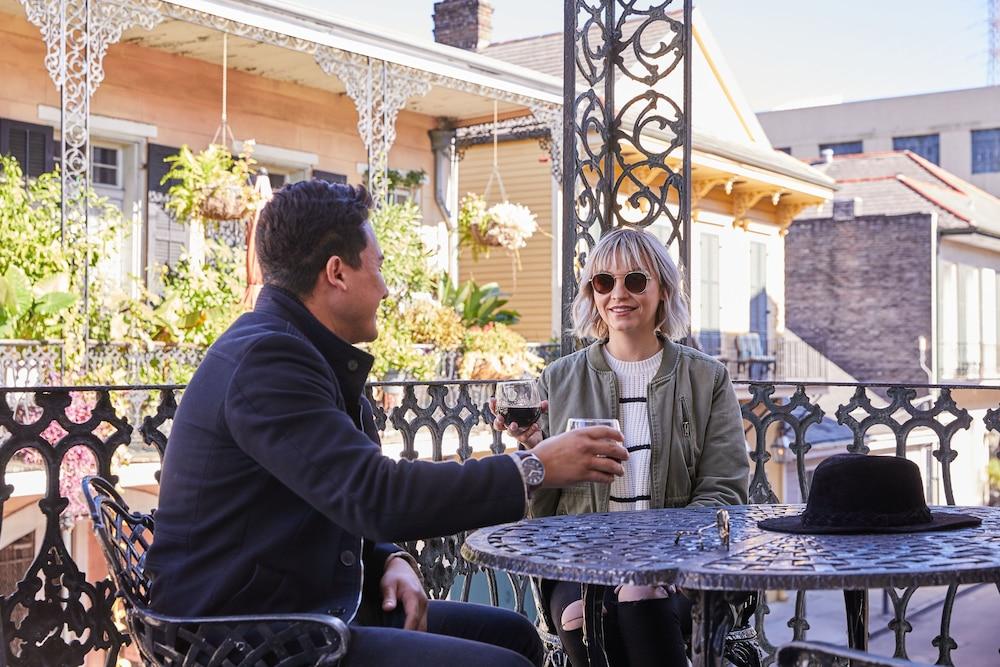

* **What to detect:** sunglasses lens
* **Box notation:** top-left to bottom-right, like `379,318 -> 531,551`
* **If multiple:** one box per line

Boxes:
624,272 -> 648,294
591,274 -> 615,294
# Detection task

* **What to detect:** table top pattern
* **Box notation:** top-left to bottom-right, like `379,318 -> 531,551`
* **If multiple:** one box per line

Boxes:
462,505 -> 1000,590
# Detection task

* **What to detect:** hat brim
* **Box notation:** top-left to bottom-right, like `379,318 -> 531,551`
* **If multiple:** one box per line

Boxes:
757,511 -> 982,535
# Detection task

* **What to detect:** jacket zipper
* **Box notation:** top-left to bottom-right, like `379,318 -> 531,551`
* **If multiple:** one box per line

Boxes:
680,395 -> 691,440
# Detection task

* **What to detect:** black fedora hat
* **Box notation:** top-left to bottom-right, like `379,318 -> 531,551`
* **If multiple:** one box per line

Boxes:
758,453 -> 981,534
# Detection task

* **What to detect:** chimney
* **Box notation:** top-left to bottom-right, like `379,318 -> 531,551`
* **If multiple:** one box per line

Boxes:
821,148 -> 835,164
832,197 -> 861,221
433,0 -> 493,50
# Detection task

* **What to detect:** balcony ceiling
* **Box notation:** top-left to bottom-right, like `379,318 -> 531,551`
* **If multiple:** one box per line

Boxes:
1,0 -> 542,121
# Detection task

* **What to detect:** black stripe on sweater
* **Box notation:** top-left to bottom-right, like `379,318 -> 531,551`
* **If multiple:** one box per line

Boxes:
610,494 -> 651,503
619,396 -> 647,404
626,444 -> 651,453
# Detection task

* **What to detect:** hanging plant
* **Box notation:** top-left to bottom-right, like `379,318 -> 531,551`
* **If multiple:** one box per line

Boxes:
162,142 -> 261,225
458,193 -> 538,260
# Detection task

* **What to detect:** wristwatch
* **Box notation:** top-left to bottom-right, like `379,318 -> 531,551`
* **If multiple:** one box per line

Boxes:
513,450 -> 545,492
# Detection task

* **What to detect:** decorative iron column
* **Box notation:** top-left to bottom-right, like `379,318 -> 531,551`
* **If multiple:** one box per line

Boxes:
19,0 -> 161,341
560,0 -> 693,354
316,50 -> 431,204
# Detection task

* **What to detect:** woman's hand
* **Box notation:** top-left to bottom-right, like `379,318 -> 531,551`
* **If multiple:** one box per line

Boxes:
489,397 -> 548,449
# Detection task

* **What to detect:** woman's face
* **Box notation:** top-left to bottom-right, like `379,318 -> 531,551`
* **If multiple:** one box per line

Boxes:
591,257 -> 665,338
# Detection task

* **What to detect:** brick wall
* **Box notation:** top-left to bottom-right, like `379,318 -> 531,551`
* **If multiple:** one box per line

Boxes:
433,0 -> 493,50
785,213 -> 934,384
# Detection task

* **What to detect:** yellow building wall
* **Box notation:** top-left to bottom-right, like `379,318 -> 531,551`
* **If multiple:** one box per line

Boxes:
0,10 -> 437,219
458,139 -> 556,342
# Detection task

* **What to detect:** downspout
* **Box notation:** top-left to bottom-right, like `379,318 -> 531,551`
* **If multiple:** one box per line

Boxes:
928,211 -> 939,384
429,127 -> 459,282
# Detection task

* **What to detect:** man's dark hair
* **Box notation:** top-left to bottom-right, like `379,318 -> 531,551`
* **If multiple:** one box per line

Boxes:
255,180 -> 373,296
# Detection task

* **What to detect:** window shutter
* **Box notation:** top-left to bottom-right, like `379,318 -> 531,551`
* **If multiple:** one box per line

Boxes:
146,144 -> 187,274
0,119 -> 55,179
312,169 -> 347,185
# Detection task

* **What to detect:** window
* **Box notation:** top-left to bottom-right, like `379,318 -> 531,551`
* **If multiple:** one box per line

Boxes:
893,134 -> 940,165
818,140 -> 863,156
312,169 -> 347,185
972,128 -> 1000,174
698,232 -> 720,354
956,264 -> 981,376
265,170 -> 287,192
774,147 -> 791,155
91,145 -> 121,187
0,119 -> 54,181
147,143 -> 187,273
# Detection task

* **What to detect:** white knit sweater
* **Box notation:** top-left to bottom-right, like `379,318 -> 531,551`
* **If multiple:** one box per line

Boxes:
603,347 -> 661,512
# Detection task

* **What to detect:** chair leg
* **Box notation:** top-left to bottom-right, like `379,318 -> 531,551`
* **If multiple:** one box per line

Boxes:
723,591 -> 765,667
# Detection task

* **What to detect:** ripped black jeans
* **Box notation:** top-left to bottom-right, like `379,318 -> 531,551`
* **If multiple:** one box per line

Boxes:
547,580 -> 692,667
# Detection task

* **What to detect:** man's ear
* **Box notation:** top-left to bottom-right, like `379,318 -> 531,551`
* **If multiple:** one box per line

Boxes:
324,255 -> 347,291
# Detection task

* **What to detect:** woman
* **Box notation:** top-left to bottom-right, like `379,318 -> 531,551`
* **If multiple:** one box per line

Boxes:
494,227 -> 748,667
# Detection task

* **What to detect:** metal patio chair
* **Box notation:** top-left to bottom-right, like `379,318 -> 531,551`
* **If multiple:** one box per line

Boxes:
82,475 -> 349,666
736,333 -> 776,380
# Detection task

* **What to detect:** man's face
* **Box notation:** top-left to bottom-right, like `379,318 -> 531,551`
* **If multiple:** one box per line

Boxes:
337,222 -> 389,344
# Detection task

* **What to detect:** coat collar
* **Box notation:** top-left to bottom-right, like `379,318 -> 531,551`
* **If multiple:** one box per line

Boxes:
254,284 -> 374,405
585,332 -> 680,382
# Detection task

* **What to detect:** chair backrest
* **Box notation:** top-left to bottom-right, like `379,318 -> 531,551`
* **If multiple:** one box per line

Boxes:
736,333 -> 763,360
777,641 -> 934,666
82,475 -> 154,607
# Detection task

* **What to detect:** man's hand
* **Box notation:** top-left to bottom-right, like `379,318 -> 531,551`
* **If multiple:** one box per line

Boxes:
490,398 -> 548,449
532,426 -> 628,487
380,556 -> 428,632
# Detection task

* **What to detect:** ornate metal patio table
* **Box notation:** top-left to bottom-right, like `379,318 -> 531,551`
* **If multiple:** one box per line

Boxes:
462,504 -> 1000,667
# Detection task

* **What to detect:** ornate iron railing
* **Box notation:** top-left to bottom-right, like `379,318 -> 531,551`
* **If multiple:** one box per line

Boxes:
1,379 -> 999,665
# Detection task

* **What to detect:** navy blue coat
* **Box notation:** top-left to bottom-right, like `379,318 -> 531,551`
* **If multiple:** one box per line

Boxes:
146,285 -> 526,620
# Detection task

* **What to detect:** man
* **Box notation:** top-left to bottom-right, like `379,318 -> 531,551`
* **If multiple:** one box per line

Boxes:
146,181 -> 628,667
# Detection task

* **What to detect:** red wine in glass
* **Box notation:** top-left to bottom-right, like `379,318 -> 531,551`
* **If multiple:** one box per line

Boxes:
498,405 -> 541,427
496,380 -> 542,428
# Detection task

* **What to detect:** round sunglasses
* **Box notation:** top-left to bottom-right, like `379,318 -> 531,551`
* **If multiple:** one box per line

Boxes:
589,271 -> 651,295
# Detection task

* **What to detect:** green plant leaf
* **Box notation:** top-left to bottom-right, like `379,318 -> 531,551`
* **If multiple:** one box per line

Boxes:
3,266 -> 32,316
34,272 -> 70,297
35,291 -> 76,315
0,276 -> 13,314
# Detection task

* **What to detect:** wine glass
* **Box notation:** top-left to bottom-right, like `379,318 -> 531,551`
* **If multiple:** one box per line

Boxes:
567,418 -> 622,459
495,380 -> 542,428
566,418 -> 621,432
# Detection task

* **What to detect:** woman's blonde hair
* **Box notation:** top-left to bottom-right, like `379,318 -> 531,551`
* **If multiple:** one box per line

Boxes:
570,227 -> 690,341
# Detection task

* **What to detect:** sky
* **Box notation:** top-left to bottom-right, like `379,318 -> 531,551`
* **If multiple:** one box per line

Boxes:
288,0 -> 992,112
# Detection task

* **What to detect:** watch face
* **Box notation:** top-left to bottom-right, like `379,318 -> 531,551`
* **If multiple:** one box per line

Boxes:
522,456 -> 545,487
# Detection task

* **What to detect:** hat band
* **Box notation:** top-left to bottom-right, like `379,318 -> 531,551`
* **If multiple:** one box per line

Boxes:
801,506 -> 932,529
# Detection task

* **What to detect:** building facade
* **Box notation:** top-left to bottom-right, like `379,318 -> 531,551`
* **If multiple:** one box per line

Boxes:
434,1 -> 836,372
784,151 -> 1000,505
758,86 -> 1000,199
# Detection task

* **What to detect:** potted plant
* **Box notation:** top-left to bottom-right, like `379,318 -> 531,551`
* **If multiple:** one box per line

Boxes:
458,322 -> 543,381
162,142 -> 261,224
458,194 -> 538,260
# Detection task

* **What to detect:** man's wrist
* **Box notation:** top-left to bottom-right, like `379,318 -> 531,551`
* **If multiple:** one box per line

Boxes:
385,551 -> 422,582
509,450 -> 545,497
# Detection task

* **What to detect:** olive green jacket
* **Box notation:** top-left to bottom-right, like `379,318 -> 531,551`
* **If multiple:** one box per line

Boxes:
530,337 -> 749,518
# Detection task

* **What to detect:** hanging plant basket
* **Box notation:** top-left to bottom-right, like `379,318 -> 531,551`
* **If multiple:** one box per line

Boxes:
162,143 -> 261,225
198,183 -> 255,221
470,219 -> 505,248
459,194 -> 538,260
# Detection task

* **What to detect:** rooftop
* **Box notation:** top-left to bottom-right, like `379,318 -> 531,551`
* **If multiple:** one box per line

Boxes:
801,151 -> 1000,234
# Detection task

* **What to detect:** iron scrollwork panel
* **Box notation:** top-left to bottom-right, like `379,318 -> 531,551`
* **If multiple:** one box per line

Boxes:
562,0 -> 693,353
2,379 -> 1000,664
0,386 -> 178,666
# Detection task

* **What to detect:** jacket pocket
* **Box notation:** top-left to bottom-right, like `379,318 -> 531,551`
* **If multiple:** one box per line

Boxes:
678,396 -> 695,462
678,396 -> 698,490
230,562 -> 291,611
